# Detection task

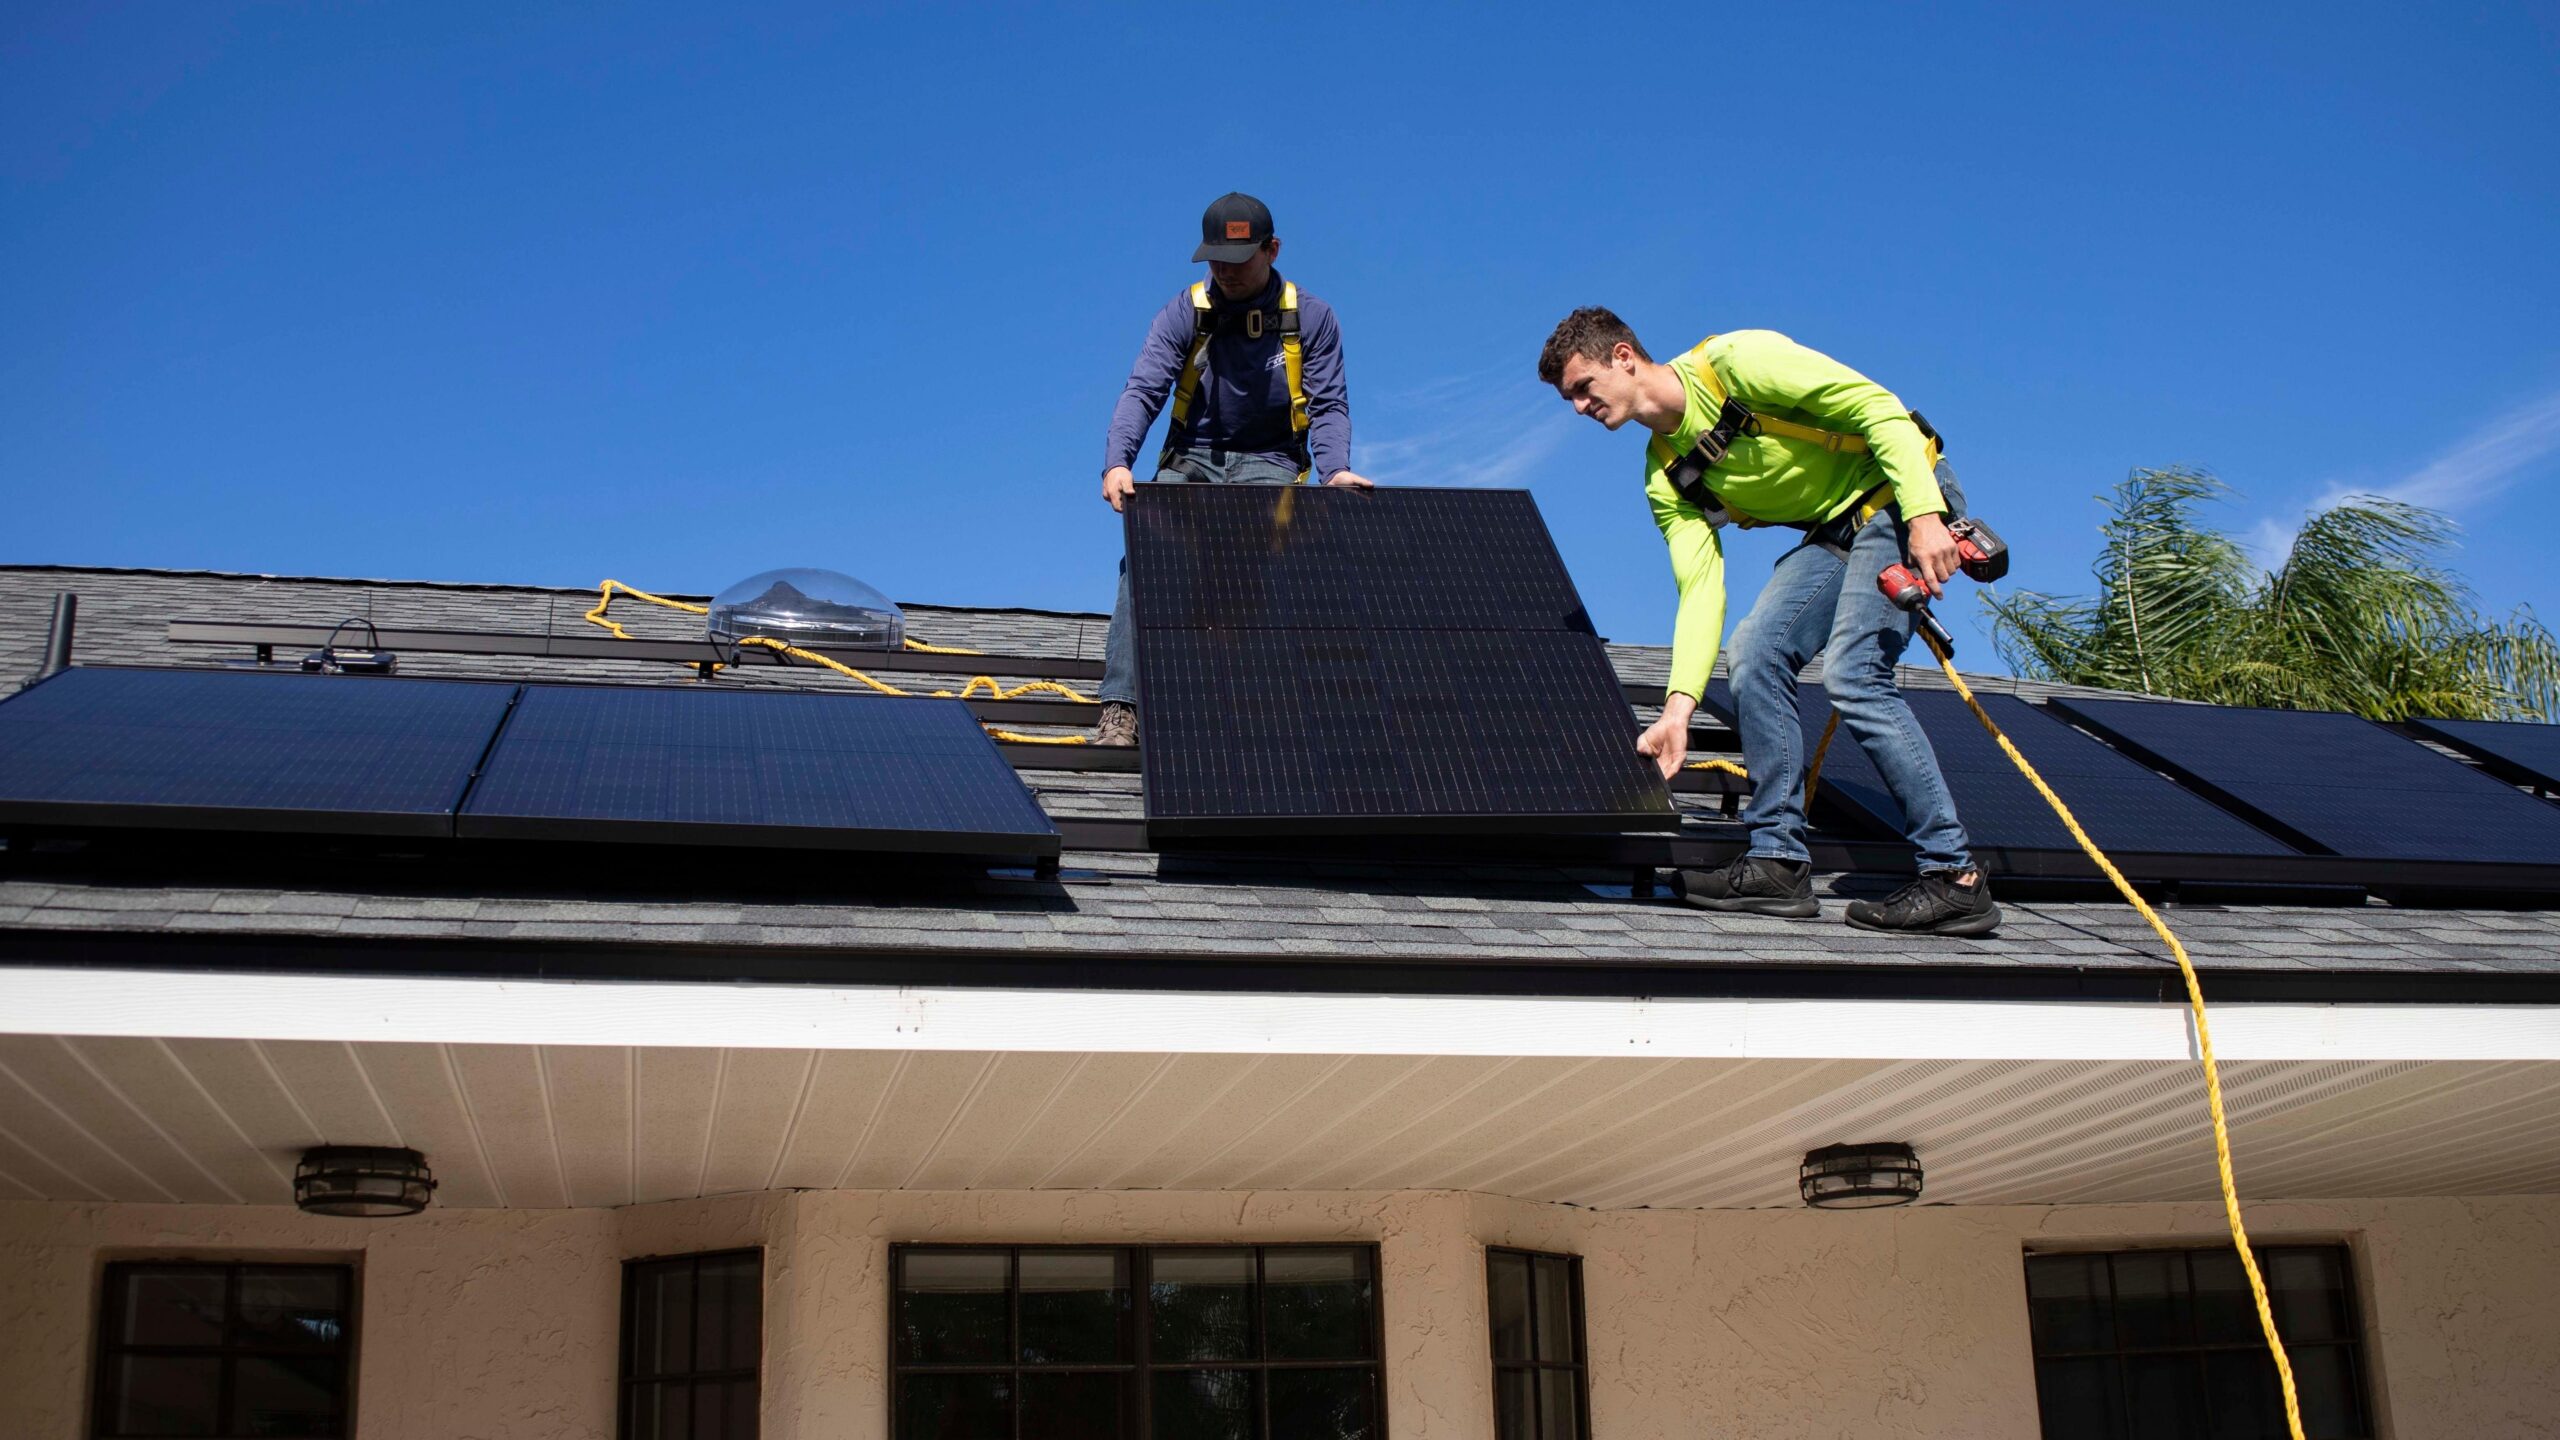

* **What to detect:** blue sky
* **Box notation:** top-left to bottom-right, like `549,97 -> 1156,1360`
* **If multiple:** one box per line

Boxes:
5,2 -> 2555,665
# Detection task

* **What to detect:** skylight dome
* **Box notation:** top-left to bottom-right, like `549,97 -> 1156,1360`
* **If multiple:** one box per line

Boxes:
705,567 -> 904,651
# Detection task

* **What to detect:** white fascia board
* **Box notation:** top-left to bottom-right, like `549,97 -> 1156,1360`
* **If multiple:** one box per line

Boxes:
0,967 -> 2555,1062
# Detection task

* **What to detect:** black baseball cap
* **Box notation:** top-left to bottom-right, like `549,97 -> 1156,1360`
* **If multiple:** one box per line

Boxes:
1191,192 -> 1273,263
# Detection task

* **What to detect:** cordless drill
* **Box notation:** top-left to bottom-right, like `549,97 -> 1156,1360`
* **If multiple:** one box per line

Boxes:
1877,517 -> 2007,656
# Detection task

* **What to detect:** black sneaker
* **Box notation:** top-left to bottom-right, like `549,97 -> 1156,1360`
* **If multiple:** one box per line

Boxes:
1675,854 -> 1818,917
1844,872 -> 2002,936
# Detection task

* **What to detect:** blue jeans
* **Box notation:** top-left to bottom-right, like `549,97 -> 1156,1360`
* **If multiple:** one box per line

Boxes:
1728,461 -> 1975,874
1098,449 -> 1304,706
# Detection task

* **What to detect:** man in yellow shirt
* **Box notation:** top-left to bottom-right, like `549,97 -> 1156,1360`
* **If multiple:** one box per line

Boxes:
1538,307 -> 1998,935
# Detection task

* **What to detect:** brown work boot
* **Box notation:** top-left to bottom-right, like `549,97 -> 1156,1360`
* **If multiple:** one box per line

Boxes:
1096,701 -> 1138,747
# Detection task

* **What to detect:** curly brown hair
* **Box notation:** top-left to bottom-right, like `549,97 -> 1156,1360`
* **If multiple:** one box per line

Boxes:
1536,307 -> 1650,385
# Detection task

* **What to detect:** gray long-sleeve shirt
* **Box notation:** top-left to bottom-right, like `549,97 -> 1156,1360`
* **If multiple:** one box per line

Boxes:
1101,272 -> 1351,480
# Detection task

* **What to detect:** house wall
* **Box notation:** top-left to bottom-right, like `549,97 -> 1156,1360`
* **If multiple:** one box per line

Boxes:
3,1189 -> 2555,1439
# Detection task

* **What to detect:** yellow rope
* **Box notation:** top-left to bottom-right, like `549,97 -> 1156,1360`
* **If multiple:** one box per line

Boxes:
1684,758 -> 1750,777
582,580 -> 1094,742
1804,709 -> 1841,810
1919,631 -> 2305,1440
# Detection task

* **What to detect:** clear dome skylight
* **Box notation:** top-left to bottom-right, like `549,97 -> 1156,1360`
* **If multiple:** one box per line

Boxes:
705,567 -> 904,651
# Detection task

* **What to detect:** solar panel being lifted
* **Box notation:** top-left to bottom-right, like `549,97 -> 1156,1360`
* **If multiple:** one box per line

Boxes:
0,666 -> 513,838
1698,682 -> 2300,861
1127,486 -> 1676,837
458,684 -> 1059,858
2051,697 -> 2560,866
2402,716 -> 2560,797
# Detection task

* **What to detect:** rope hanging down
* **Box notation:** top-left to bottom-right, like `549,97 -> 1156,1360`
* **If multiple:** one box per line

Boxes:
1680,650 -> 2306,1440
582,580 -> 1094,745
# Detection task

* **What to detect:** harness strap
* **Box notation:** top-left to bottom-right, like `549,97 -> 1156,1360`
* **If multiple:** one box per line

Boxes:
1663,336 -> 1944,533
1159,281 -> 1313,482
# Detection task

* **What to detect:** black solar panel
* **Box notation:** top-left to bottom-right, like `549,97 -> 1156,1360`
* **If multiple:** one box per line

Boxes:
2403,716 -> 2560,795
0,666 -> 513,837
1127,486 -> 1674,837
1697,682 -> 2299,858
458,685 -> 1059,857
2051,698 -> 2560,864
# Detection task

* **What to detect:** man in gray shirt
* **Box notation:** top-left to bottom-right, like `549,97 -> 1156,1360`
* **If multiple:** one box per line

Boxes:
1093,193 -> 1369,744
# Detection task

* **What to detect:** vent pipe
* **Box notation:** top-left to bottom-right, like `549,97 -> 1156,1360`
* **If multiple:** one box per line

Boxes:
26,592 -> 75,688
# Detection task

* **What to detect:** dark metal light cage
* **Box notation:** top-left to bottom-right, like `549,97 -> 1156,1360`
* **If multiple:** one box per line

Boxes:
1799,1141 -> 1923,1209
294,1145 -> 437,1217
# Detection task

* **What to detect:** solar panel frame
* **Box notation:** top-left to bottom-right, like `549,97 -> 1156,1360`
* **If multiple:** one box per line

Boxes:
2402,716 -> 2560,796
1125,486 -> 1678,838
0,666 -> 521,839
456,682 -> 1061,858
1693,681 -> 2304,862
2050,697 -> 2560,868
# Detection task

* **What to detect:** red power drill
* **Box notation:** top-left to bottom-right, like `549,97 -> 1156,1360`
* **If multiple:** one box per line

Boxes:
1877,517 -> 2008,655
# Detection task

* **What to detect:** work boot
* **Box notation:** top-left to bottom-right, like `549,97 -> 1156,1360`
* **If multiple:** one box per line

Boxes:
1674,854 -> 1818,917
1095,701 -> 1139,748
1844,871 -> 2002,936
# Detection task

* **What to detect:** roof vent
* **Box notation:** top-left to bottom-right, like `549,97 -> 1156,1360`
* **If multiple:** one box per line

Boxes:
705,568 -> 904,651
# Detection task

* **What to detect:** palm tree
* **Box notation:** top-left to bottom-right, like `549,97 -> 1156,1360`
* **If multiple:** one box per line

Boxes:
1982,467 -> 2560,722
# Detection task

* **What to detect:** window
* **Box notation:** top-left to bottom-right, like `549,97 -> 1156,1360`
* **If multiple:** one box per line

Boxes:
889,1244 -> 1382,1439
621,1248 -> 762,1440
1486,1248 -> 1586,1440
2026,1245 -> 2375,1439
92,1261 -> 353,1439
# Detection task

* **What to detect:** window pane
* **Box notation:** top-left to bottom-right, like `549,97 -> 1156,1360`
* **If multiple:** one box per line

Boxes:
232,1353 -> 345,1437
2204,1349 -> 2284,1439
1531,1256 -> 1575,1364
1021,1370 -> 1128,1440
726,1378 -> 760,1440
2033,1357 -> 2123,1440
694,1255 -> 760,1373
2190,1248 -> 2262,1347
896,1251 -> 1010,1365
634,1262 -> 697,1378
1020,1249 -> 1127,1365
1540,1369 -> 1584,1440
1270,1367 -> 1376,1440
1149,1250 -> 1254,1362
1494,1367 -> 1535,1440
897,1373 -> 1010,1440
120,1268 -> 228,1347
1151,1368 -> 1255,1440
2267,1249 -> 2353,1343
2124,1354 -> 2208,1436
236,1267 -> 347,1351
2291,1344 -> 2370,1439
108,1354 -> 222,1436
635,1380 -> 693,1440
1488,1254 -> 1533,1363
2026,1254 -> 2114,1353
2109,1252 -> 2194,1349
691,1376 -> 730,1440
1265,1248 -> 1373,1361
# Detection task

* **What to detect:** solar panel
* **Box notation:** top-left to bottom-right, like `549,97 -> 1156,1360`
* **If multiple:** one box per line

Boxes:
2403,716 -> 2560,795
2051,697 -> 2560,865
458,684 -> 1060,857
1126,486 -> 1675,837
1696,682 -> 2300,858
0,666 -> 513,838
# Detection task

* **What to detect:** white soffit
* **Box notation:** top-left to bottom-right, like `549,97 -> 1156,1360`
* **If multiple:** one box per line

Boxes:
1,967 -> 2557,1062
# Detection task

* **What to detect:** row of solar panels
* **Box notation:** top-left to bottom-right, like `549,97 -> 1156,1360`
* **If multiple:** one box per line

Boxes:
0,667 -> 1061,860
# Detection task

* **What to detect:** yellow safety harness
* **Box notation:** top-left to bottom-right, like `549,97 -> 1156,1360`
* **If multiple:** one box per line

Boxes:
1665,335 -> 1942,543
1161,280 -> 1311,481
583,581 -> 1093,745
1686,637 -> 2308,1440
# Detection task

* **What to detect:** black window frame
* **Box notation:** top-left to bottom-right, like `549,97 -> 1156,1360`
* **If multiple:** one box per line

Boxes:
887,1241 -> 1389,1439
2024,1243 -> 2377,1440
91,1259 -> 357,1440
618,1246 -> 764,1440
1484,1246 -> 1589,1440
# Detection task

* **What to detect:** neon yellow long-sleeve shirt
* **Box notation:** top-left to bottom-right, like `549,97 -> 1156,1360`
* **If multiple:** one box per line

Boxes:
1645,330 -> 1947,700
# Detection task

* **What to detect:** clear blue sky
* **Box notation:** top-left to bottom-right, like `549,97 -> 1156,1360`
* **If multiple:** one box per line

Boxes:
6,2 -> 2555,663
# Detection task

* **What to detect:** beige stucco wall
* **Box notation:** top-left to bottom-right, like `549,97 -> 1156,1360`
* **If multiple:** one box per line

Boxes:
3,1189 -> 2555,1438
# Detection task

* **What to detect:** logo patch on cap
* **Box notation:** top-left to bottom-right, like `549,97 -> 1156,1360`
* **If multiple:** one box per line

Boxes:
1225,221 -> 1253,239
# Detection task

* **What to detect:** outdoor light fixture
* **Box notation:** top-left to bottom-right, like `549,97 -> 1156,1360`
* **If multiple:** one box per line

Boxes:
294,1146 -> 436,1217
1799,1141 -> 1924,1209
